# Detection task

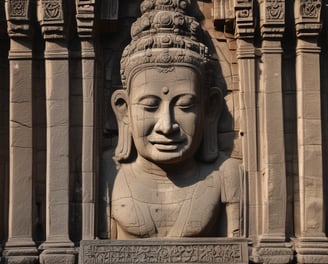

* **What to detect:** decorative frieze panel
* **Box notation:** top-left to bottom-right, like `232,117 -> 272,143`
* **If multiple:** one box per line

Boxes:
80,239 -> 249,264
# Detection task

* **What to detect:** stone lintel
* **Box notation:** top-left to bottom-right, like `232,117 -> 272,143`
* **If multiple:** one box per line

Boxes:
79,238 -> 249,264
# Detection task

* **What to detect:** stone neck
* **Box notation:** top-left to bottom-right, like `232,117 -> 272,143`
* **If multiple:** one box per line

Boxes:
133,155 -> 199,180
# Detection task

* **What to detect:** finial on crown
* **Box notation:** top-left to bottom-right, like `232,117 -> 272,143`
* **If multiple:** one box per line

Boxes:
120,0 -> 211,89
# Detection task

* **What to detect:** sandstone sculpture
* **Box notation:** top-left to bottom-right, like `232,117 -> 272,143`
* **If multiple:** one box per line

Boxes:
110,0 -> 241,239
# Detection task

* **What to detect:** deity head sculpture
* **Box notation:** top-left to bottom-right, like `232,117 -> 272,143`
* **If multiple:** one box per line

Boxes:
110,0 -> 240,239
112,0 -> 223,165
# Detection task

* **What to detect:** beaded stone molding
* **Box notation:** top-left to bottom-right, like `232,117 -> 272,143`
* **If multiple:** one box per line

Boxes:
120,0 -> 211,89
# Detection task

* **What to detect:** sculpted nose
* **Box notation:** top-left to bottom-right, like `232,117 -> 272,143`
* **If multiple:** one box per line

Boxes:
154,108 -> 179,135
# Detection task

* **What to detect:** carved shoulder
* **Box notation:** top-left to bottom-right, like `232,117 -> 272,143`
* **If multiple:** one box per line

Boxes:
216,153 -> 242,204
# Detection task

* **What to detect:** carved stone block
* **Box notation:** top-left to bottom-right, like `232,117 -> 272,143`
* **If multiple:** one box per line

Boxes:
79,239 -> 249,264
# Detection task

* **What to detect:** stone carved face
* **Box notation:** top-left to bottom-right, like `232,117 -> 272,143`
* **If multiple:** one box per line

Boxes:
112,66 -> 223,164
129,67 -> 204,164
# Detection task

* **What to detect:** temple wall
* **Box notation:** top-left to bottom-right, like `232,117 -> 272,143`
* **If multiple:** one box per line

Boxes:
1,0 -> 328,263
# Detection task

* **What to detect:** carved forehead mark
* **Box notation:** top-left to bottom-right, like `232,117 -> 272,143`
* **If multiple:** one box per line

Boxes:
162,86 -> 169,95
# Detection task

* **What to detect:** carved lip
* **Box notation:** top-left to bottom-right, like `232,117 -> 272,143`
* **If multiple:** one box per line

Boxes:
148,137 -> 185,151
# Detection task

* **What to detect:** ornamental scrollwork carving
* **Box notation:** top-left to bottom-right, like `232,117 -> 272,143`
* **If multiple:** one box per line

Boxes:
80,241 -> 248,264
266,0 -> 284,21
300,0 -> 321,18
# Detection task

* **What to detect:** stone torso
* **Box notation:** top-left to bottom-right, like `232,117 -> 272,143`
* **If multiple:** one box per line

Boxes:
111,155 -> 239,239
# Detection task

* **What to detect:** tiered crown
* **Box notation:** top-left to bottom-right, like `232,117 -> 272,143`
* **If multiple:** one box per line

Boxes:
120,0 -> 210,89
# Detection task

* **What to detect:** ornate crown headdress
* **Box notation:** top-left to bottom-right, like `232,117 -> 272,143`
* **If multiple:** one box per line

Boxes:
120,0 -> 210,89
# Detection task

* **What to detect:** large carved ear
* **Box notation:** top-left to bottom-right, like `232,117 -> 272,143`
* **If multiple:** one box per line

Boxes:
111,90 -> 131,162
199,87 -> 223,162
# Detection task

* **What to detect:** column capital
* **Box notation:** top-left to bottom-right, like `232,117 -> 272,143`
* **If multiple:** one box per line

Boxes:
75,0 -> 95,40
5,0 -> 34,39
295,0 -> 322,38
234,0 -> 255,39
260,0 -> 285,40
38,0 -> 66,40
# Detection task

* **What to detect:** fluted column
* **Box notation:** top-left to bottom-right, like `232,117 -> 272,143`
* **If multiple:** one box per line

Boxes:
38,1 -> 75,263
234,0 -> 257,241
76,0 -> 96,241
3,1 -> 38,263
293,1 -> 328,263
252,1 -> 293,263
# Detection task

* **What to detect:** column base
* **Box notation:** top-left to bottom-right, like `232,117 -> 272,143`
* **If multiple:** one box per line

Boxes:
39,241 -> 76,264
294,237 -> 328,264
250,236 -> 293,263
2,240 -> 38,264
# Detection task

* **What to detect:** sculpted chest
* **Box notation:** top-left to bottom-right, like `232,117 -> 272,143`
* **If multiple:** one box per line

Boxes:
111,165 -> 222,239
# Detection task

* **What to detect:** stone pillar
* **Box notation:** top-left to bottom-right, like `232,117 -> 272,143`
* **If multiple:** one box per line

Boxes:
252,1 -> 293,263
38,1 -> 75,263
76,0 -> 96,241
234,0 -> 257,240
3,1 -> 38,263
0,0 -> 9,259
294,1 -> 328,263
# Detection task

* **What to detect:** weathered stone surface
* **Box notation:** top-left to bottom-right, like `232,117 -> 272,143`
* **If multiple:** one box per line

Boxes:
1,0 -> 328,263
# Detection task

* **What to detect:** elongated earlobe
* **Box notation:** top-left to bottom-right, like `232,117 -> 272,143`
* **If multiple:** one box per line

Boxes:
199,87 -> 223,162
111,90 -> 132,162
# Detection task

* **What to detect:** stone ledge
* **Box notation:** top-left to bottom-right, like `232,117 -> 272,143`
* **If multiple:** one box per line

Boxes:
79,238 -> 249,264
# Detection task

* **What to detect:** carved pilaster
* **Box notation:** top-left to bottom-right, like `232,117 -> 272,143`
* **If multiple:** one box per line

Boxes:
294,1 -> 328,263
0,0 -> 8,260
251,1 -> 293,263
76,0 -> 96,241
3,1 -> 38,263
38,1 -> 75,264
234,0 -> 257,245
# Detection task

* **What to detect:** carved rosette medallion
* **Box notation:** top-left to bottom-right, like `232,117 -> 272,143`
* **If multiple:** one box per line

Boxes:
42,0 -> 62,21
265,0 -> 284,21
9,0 -> 28,19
